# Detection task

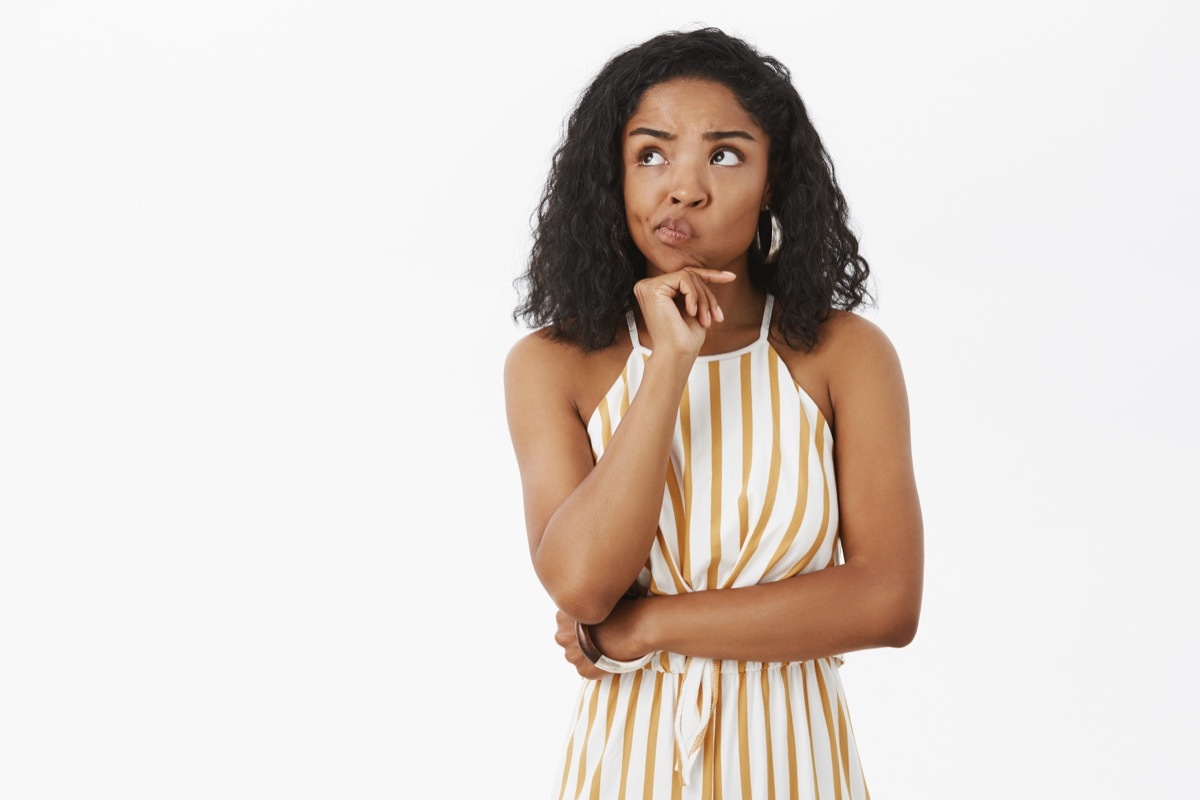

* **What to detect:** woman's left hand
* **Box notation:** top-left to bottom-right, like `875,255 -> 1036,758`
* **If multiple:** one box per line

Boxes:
554,597 -> 649,679
554,609 -> 611,680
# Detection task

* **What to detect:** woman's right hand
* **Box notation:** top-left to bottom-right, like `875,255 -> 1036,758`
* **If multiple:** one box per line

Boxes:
633,267 -> 737,360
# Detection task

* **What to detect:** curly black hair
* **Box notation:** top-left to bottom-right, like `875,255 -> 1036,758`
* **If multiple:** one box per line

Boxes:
511,27 -> 874,354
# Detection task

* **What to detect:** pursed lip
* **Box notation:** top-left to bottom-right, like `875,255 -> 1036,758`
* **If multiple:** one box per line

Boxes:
654,216 -> 697,242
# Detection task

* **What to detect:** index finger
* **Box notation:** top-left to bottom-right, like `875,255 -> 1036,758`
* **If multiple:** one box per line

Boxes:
692,269 -> 737,280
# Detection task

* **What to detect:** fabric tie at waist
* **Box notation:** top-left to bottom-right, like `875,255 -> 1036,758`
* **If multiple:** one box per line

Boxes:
666,655 -> 844,785
672,656 -> 718,786
592,650 -> 717,786
597,652 -> 845,787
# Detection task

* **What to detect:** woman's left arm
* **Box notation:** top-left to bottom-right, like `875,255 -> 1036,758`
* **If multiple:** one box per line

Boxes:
582,315 -> 924,666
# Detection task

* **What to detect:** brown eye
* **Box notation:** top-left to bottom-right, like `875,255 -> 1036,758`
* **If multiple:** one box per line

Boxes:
638,150 -> 666,166
712,149 -> 743,166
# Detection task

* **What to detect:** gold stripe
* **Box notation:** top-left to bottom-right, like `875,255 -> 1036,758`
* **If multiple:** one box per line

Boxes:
801,668 -> 822,799
618,364 -> 630,416
590,362 -> 629,453
845,685 -> 870,798
708,362 -> 723,590
814,665 -> 843,800
643,671 -> 665,800
738,670 -> 752,799
616,670 -> 645,800
786,364 -> 833,442
760,669 -> 777,800
664,460 -> 690,591
588,676 -> 623,799
575,681 -> 601,800
836,689 -> 852,794
671,676 -> 684,800
715,661 -> 724,789
558,689 -> 588,800
702,663 -> 721,798
679,380 -> 693,582
598,396 -> 613,452
780,667 -> 800,799
721,347 -> 782,588
761,383 -> 813,577
655,523 -> 689,594
781,417 -> 833,579
605,675 -> 622,740
738,352 -> 753,547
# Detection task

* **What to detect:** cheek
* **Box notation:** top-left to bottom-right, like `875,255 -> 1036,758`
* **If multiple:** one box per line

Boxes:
730,186 -> 765,225
622,181 -> 660,252
622,173 -> 652,217
724,186 -> 766,251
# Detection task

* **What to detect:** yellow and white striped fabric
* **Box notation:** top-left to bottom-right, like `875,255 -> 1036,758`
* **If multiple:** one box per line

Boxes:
553,293 -> 870,799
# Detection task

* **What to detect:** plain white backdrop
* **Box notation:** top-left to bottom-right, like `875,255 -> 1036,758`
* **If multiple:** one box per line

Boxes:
1,1 -> 1196,797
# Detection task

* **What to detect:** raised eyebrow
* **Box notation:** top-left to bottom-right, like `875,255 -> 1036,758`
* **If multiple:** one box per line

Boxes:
704,130 -> 756,142
628,127 -> 675,140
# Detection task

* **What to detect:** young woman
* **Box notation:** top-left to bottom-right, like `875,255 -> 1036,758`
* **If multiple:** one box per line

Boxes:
505,28 -> 923,799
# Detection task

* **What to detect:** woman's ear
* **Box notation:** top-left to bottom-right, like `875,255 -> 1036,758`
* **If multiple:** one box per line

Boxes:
762,183 -> 773,210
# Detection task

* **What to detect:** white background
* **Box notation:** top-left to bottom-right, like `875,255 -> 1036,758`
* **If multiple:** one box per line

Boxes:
2,1 -> 1197,797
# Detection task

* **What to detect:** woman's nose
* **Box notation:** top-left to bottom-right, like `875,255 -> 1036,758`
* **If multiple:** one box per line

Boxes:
669,164 -> 709,207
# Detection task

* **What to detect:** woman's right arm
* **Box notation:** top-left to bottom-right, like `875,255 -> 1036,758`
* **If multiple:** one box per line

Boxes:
504,336 -> 692,624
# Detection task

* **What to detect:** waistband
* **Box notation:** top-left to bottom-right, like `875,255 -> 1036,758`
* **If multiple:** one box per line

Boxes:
649,650 -> 844,674
601,652 -> 844,787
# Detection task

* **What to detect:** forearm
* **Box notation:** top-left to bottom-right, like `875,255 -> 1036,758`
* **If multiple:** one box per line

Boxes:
535,353 -> 692,623
609,562 -> 919,663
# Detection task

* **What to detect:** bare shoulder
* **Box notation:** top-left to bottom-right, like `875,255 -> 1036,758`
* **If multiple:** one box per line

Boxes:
818,309 -> 912,453
506,322 -> 631,426
820,309 -> 902,369
504,327 -> 579,418
504,325 -> 571,377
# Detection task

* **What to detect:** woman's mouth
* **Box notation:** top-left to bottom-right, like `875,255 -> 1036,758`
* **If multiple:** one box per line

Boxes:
654,217 -> 696,244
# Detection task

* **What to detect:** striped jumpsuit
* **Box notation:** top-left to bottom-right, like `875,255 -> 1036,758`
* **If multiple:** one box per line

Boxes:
552,293 -> 870,799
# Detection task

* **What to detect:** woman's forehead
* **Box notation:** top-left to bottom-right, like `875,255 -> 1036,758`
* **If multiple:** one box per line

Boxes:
625,78 -> 761,136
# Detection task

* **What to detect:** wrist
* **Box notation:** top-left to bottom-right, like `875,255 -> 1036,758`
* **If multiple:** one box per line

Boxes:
642,354 -> 694,394
577,616 -> 655,674
593,597 -> 655,661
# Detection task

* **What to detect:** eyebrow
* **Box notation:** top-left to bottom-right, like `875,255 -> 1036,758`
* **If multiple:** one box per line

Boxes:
627,127 -> 757,142
628,127 -> 676,140
704,130 -> 757,142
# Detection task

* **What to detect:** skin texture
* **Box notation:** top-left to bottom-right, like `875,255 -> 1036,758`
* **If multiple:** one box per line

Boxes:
504,78 -> 923,680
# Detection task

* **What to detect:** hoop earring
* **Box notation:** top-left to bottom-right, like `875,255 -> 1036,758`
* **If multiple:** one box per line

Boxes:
756,208 -> 783,264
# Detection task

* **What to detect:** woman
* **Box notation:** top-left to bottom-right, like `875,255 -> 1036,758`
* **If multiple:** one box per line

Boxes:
504,28 -> 923,799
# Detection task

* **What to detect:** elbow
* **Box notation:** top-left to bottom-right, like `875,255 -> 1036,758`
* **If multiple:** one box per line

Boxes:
556,596 -> 613,626
547,582 -> 614,625
534,553 -> 616,625
880,598 -> 920,648
867,564 -> 922,648
885,612 -> 919,648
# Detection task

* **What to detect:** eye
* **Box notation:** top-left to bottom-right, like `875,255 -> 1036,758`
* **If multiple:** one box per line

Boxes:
637,149 -> 666,166
711,148 -> 743,166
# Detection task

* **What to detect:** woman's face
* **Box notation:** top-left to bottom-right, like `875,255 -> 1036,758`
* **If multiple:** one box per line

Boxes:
621,78 -> 771,276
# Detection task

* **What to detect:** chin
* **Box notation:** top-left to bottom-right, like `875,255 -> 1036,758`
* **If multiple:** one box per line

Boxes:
645,250 -> 710,273
647,259 -> 701,275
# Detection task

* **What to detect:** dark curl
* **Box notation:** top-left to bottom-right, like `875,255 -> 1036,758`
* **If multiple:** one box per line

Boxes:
511,27 -> 874,353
